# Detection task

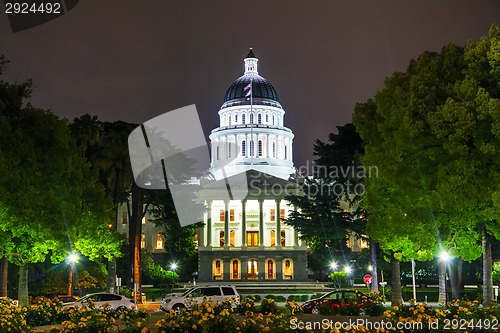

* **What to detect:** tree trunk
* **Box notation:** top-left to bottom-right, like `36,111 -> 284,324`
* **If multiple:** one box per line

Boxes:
106,257 -> 117,293
390,253 -> 402,306
18,264 -> 28,307
369,238 -> 378,292
449,257 -> 463,301
483,229 -> 493,306
129,184 -> 144,303
438,260 -> 447,304
0,256 -> 7,298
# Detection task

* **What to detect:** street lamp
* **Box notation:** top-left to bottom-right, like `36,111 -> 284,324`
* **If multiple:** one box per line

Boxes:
439,251 -> 451,304
67,253 -> 78,298
344,266 -> 352,274
330,262 -> 338,270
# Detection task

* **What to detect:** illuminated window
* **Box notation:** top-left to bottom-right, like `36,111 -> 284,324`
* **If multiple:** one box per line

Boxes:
141,234 -> 145,249
280,209 -> 285,221
156,233 -> 163,249
283,259 -> 293,279
270,230 -> 276,247
230,209 -> 235,221
213,259 -> 223,280
230,230 -> 235,247
220,210 -> 225,222
281,230 -> 286,246
270,209 -> 275,222
266,259 -> 275,279
258,140 -> 262,156
142,216 -> 146,224
220,231 -> 225,247
231,259 -> 240,279
247,259 -> 258,279
194,233 -> 198,249
122,211 -> 127,224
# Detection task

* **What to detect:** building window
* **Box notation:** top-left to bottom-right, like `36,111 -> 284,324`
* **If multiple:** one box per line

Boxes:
258,114 -> 262,124
266,259 -> 275,279
156,233 -> 164,249
266,114 -> 269,123
230,230 -> 235,247
228,143 -> 231,158
216,146 -> 219,160
272,142 -> 276,157
283,259 -> 293,279
270,230 -> 276,247
247,231 -> 259,246
194,233 -> 198,250
141,234 -> 145,249
122,211 -> 127,224
273,115 -> 275,125
258,140 -> 262,157
213,259 -> 223,280
250,140 -> 254,157
284,145 -> 287,160
229,209 -> 235,221
242,114 -> 246,124
220,210 -> 225,222
281,230 -> 286,246
242,140 -> 246,156
231,259 -> 240,280
235,114 -> 238,123
280,209 -> 285,221
270,209 -> 275,222
228,117 -> 231,126
250,113 -> 254,124
247,259 -> 258,279
142,216 -> 146,224
220,230 -> 225,247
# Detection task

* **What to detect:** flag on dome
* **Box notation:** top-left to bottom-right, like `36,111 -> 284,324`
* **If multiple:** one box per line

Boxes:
244,83 -> 252,100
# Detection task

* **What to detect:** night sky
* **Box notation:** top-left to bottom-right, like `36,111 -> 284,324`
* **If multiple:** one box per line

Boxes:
1,1 -> 499,169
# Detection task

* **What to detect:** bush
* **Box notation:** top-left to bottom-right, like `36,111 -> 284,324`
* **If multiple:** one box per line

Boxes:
236,296 -> 256,315
264,295 -> 286,302
260,298 -> 277,315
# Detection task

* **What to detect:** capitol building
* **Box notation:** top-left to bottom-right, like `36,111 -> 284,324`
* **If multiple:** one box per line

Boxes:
196,49 -> 308,282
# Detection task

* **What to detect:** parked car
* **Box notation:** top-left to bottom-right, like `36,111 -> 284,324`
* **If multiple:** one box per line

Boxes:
302,290 -> 369,314
62,293 -> 135,311
160,285 -> 240,313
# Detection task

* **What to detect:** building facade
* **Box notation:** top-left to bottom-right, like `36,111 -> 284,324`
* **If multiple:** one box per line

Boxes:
197,49 -> 308,282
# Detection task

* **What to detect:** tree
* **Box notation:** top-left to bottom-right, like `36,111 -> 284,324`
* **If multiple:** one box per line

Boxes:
353,25 -> 500,304
0,56 -> 121,305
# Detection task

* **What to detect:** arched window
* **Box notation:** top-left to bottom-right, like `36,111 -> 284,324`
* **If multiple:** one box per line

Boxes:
231,259 -> 240,280
213,259 -> 223,280
235,114 -> 238,123
242,140 -> 246,156
273,115 -> 275,125
250,113 -> 254,124
258,114 -> 262,124
216,146 -> 220,160
242,114 -> 246,124
228,142 -> 231,158
270,230 -> 276,247
247,259 -> 258,279
219,230 -> 225,247
283,259 -> 293,279
230,230 -> 235,247
266,259 -> 275,279
284,145 -> 287,160
272,142 -> 276,158
250,140 -> 254,157
266,114 -> 269,123
281,230 -> 286,246
258,140 -> 263,157
228,116 -> 231,126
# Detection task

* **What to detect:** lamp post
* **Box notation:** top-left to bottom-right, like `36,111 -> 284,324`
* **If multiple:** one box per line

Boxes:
439,251 -> 451,304
344,266 -> 352,288
67,254 -> 78,298
170,263 -> 178,292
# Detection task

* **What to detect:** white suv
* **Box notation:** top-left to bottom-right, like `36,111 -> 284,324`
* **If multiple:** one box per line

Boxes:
160,285 -> 239,312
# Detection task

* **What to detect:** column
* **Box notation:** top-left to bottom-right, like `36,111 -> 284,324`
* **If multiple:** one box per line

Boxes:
259,199 -> 264,248
275,135 -> 279,160
207,201 -> 212,248
276,200 -> 281,249
224,200 -> 229,249
197,227 -> 204,249
293,205 -> 298,247
234,134 -> 237,157
241,200 -> 247,248
266,134 -> 270,158
245,133 -> 249,157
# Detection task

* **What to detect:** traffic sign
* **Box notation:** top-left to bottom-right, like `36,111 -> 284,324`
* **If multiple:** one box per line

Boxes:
363,274 -> 372,284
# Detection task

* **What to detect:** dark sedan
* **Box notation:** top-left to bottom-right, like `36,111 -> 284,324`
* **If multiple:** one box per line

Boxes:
302,290 -> 369,314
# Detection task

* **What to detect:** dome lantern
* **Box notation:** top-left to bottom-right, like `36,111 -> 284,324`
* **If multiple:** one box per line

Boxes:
244,47 -> 258,74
